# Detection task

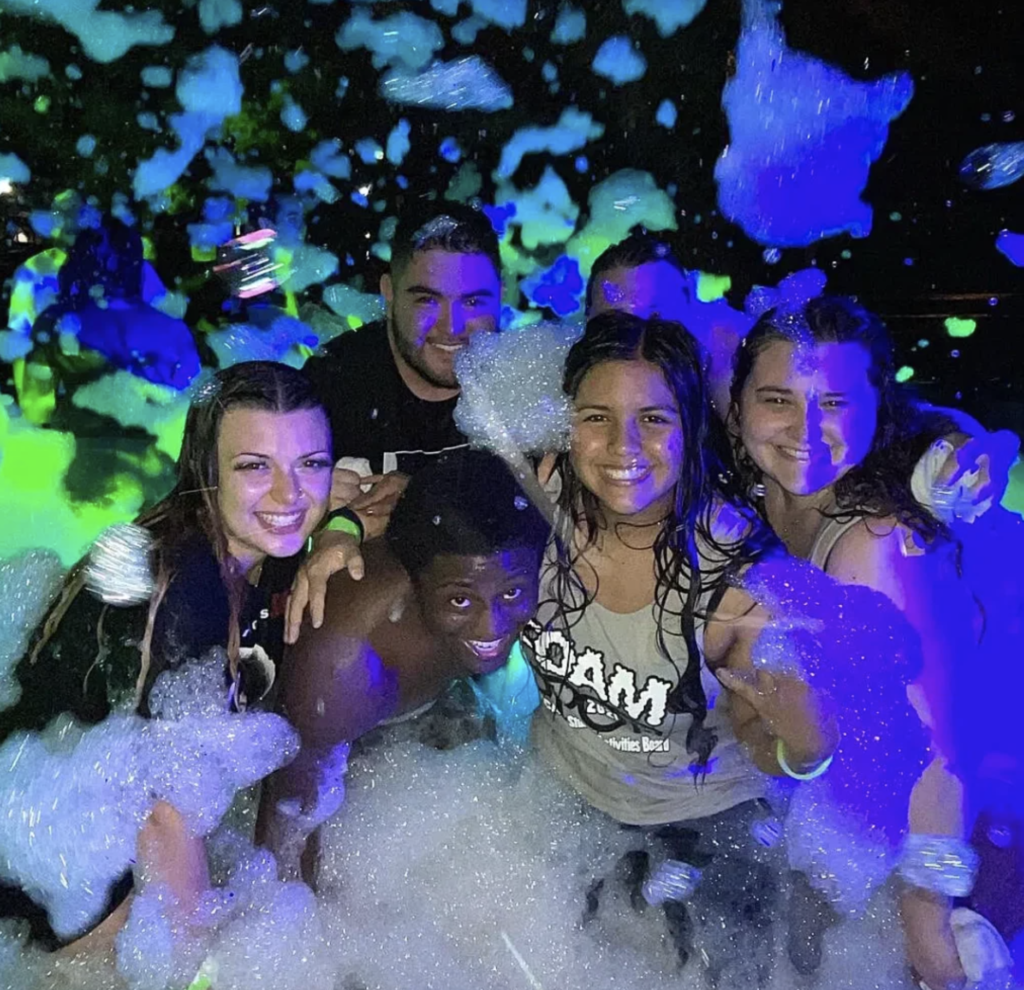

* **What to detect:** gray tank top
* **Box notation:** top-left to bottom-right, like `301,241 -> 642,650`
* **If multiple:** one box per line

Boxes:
522,534 -> 767,826
807,513 -> 865,572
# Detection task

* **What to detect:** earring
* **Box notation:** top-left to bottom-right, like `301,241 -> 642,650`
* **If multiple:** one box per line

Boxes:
749,482 -> 767,499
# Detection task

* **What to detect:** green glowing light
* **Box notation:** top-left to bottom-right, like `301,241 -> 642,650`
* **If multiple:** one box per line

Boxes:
944,317 -> 977,338
0,406 -> 144,564
895,366 -> 915,383
34,95 -> 51,113
696,273 -> 731,303
889,211 -> 902,221
1003,460 -> 1024,517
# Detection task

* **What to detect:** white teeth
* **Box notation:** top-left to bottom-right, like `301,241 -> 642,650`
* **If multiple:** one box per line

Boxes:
605,467 -> 646,481
468,639 -> 504,655
257,511 -> 302,526
432,343 -> 464,353
779,447 -> 811,462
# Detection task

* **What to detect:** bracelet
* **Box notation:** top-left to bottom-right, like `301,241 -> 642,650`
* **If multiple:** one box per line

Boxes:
776,737 -> 834,781
322,507 -> 364,543
897,834 -> 979,898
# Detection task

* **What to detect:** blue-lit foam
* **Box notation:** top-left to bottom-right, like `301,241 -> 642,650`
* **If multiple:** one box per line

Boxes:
996,230 -> 1024,266
550,4 -> 586,44
0,45 -> 50,83
623,0 -> 707,37
495,166 -> 579,249
198,0 -> 242,34
520,255 -> 585,316
959,142 -> 1024,191
381,56 -> 513,112
386,119 -> 412,166
715,0 -> 913,247
3,0 -> 175,63
336,9 -> 443,72
0,153 -> 30,184
592,36 -> 647,85
495,107 -> 604,179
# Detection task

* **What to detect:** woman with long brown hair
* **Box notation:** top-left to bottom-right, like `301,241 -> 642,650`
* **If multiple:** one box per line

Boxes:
0,359 -> 333,952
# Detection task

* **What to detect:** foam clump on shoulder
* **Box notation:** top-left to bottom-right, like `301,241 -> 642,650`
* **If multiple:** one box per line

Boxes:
454,321 -> 580,459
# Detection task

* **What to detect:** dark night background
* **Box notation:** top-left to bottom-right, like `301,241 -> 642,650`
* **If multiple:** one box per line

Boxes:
2,0 -> 1022,434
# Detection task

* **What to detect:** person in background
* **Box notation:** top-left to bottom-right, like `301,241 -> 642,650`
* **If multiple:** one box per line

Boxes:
291,202 -> 504,639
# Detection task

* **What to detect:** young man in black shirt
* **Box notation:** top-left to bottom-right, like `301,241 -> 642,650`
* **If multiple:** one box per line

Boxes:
303,202 -> 502,512
290,204 -> 503,640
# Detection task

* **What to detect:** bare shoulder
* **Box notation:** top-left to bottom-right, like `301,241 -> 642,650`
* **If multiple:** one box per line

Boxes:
826,515 -> 956,611
315,540 -> 409,640
703,583 -> 769,671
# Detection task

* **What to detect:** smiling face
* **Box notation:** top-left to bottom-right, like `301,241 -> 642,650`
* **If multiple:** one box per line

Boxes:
738,340 -> 878,497
414,548 -> 540,676
570,358 -> 684,524
382,248 -> 501,395
216,406 -> 332,571
588,261 -> 692,322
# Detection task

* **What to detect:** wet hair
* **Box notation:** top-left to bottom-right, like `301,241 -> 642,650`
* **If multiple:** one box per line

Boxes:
729,295 -> 957,542
31,361 -> 328,704
387,449 -> 550,579
585,230 -> 690,311
389,201 -> 501,281
59,216 -> 143,308
550,311 -> 778,769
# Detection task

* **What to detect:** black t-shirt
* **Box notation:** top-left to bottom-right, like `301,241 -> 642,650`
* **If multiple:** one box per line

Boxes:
302,321 -> 468,475
0,537 -> 301,948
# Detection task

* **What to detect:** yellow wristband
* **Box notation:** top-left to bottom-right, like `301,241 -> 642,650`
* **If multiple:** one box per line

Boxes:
776,738 -> 833,781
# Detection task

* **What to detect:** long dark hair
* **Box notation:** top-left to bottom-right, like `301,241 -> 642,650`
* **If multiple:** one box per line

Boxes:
729,295 -> 956,543
31,361 -> 328,703
548,311 -> 777,769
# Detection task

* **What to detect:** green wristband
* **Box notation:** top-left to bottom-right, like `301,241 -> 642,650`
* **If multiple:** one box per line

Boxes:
323,508 -> 364,543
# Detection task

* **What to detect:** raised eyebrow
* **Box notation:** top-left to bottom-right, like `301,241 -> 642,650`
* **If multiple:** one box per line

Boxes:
299,449 -> 332,459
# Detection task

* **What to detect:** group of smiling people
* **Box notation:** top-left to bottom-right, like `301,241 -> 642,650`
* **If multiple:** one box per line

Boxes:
1,202 -> 1020,989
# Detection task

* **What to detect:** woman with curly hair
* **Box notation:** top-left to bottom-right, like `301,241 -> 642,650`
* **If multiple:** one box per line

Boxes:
730,295 -> 1005,989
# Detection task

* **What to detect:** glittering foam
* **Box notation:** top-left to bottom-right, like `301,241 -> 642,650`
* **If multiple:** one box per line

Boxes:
380,56 -> 513,112
742,555 -> 929,912
454,321 -> 581,459
84,522 -> 157,606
